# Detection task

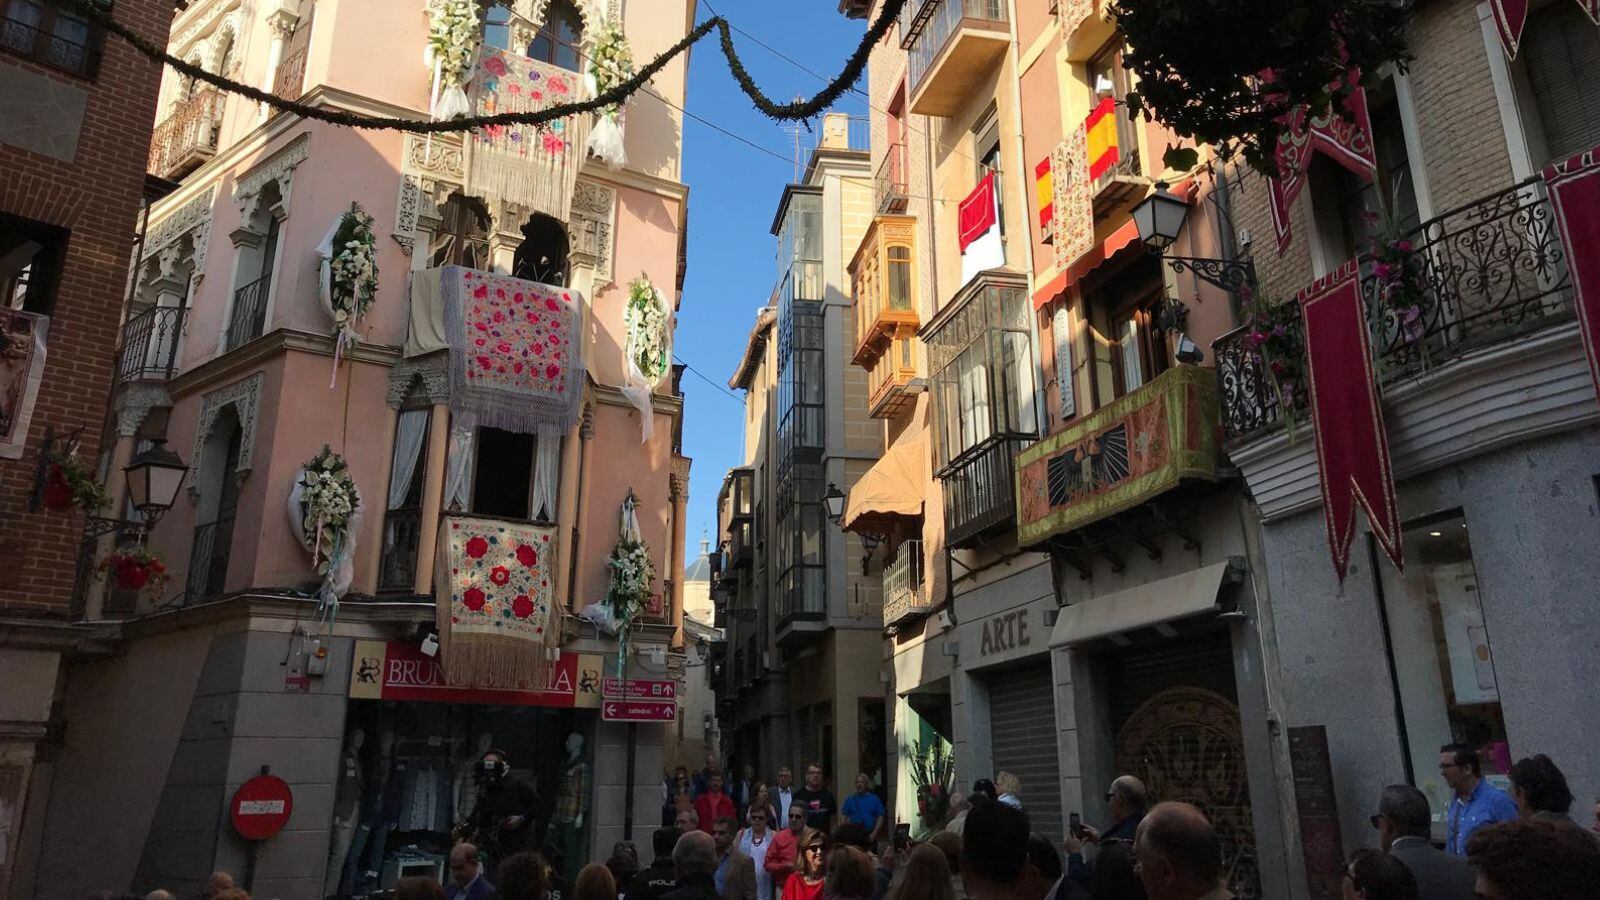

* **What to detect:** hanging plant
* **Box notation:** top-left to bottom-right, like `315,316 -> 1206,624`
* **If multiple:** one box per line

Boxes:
99,546 -> 169,594
585,21 -> 634,169
1113,0 -> 1412,174
294,446 -> 360,578
1367,183 -> 1429,348
1241,294 -> 1307,438
906,740 -> 955,831
424,0 -> 480,119
625,275 -> 671,383
43,442 -> 108,512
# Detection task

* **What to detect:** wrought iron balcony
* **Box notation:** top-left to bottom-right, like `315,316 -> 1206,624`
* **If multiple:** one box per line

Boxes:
149,88 -> 223,180
117,305 -> 185,383
941,436 -> 1028,549
273,45 -> 307,100
225,274 -> 271,351
904,0 -> 1010,117
377,506 -> 423,593
1215,176 -> 1574,443
184,515 -> 235,605
876,142 -> 909,214
883,539 -> 929,627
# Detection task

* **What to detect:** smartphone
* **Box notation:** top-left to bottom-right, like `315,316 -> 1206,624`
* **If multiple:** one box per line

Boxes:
1068,812 -> 1084,839
894,822 -> 911,849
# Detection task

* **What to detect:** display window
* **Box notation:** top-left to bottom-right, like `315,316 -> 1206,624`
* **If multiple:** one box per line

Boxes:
327,699 -> 595,898
1377,512 -> 1509,840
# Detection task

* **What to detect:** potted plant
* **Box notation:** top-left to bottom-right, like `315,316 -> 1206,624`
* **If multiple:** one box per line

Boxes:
99,546 -> 169,593
907,739 -> 955,833
43,443 -> 109,512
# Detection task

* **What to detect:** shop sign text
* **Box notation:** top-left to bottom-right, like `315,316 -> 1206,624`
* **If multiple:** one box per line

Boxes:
979,609 -> 1032,658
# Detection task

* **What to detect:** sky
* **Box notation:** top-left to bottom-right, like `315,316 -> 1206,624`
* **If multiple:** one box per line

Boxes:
673,1 -> 868,570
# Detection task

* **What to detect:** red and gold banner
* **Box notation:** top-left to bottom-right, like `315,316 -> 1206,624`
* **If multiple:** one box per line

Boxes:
1491,1 -> 1600,58
1036,155 -> 1055,237
1085,96 -> 1120,181
1298,262 -> 1402,580
958,171 -> 998,252
1269,83 -> 1377,253
1542,143 -> 1600,404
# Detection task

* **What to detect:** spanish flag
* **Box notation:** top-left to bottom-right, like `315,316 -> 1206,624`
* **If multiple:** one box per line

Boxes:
1085,96 -> 1120,181
1036,155 -> 1054,239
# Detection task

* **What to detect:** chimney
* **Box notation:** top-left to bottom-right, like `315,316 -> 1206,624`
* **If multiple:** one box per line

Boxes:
821,112 -> 851,150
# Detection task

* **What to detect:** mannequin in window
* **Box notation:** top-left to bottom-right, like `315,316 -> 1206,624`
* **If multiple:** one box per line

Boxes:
530,0 -> 583,71
513,214 -> 570,286
548,732 -> 590,886
326,728 -> 365,893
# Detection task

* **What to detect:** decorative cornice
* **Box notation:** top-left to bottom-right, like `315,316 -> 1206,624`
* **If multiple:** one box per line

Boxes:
113,384 -> 174,437
144,187 -> 217,259
387,353 -> 451,408
191,372 -> 264,499
168,329 -> 402,400
590,382 -> 684,416
232,132 -> 312,208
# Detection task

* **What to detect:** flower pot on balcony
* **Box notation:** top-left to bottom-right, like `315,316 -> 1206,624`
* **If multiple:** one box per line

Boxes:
99,549 -> 169,593
42,464 -> 73,509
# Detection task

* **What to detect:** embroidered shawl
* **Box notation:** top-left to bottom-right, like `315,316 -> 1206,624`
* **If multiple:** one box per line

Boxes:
437,514 -> 558,688
465,48 -> 592,222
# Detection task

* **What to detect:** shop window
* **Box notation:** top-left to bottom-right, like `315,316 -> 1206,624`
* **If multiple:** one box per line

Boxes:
1,213 -> 68,315
1519,2 -> 1600,166
529,0 -> 583,71
1306,78 -> 1419,271
1083,256 -> 1166,408
1377,512 -> 1510,841
514,213 -> 570,286
0,0 -> 103,78
431,193 -> 492,270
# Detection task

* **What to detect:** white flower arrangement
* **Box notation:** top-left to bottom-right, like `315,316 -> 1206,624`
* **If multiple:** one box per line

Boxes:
297,446 -> 359,576
606,538 -> 655,623
329,204 -> 378,350
625,275 -> 670,384
425,0 -> 479,89
585,21 -> 633,168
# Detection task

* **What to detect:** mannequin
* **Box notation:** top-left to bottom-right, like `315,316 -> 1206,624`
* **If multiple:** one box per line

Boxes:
455,731 -> 494,826
360,729 -> 399,887
549,732 -> 589,885
325,728 -> 365,895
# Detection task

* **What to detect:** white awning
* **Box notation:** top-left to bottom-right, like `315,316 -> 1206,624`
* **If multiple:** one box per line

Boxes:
1048,561 -> 1237,648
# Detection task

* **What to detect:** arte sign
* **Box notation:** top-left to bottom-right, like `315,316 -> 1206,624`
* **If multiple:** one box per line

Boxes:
603,698 -> 677,722
230,774 -> 293,841
1015,365 -> 1218,547
348,639 -> 602,709
978,609 -> 1032,658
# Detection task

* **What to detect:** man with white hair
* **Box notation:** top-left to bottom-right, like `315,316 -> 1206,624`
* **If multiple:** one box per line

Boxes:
665,830 -> 721,900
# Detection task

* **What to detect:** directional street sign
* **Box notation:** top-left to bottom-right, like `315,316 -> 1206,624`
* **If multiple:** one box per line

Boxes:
602,698 -> 678,722
602,677 -> 677,700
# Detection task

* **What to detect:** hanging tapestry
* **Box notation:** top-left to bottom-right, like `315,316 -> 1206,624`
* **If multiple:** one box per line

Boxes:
1035,155 -> 1054,238
1542,143 -> 1600,405
0,309 -> 47,461
1052,129 -> 1095,273
1268,82 -> 1377,254
465,49 -> 592,222
437,515 -> 558,689
1298,261 -> 1403,581
442,265 -> 585,435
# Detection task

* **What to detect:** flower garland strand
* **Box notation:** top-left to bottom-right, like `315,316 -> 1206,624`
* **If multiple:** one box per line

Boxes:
585,21 -> 634,169
322,203 -> 379,388
620,275 -> 671,442
425,0 -> 480,120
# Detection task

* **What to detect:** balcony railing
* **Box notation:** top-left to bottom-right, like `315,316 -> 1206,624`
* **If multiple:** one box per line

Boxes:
377,507 -> 423,592
905,0 -> 1009,113
1215,176 -> 1574,442
185,515 -> 235,605
273,45 -> 307,100
225,275 -> 271,351
117,305 -> 185,383
942,436 -> 1027,549
876,142 -> 908,214
883,539 -> 929,627
149,88 -> 223,179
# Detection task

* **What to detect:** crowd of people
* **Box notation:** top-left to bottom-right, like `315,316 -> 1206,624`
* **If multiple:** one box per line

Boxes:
87,745 -> 1600,900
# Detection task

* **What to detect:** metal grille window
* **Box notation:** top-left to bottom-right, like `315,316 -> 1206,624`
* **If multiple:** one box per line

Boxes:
0,0 -> 102,78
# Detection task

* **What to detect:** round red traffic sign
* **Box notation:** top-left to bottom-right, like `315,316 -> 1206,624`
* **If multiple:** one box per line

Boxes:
230,774 -> 293,841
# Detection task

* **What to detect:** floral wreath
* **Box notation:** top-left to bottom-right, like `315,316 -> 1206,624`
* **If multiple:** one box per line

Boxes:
425,0 -> 480,118
589,21 -> 634,121
329,205 -> 378,342
295,446 -> 360,578
625,275 -> 671,384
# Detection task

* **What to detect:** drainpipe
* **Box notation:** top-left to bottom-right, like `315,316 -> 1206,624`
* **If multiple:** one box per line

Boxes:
568,404 -> 595,613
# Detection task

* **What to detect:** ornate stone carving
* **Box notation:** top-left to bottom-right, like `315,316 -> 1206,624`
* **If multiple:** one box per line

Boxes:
191,219 -> 212,274
395,134 -> 468,254
145,188 -> 216,258
232,132 -> 311,217
570,179 -> 615,286
170,0 -> 241,57
386,354 -> 452,407
580,402 -> 596,439
114,384 -> 174,437
190,372 -> 263,499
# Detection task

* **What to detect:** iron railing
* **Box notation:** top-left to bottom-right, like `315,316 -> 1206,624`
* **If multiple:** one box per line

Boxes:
185,515 -> 235,605
225,274 -> 271,350
1214,176 -> 1574,442
68,517 -> 147,620
377,507 -> 422,592
876,141 -> 908,214
941,436 -> 1027,548
273,45 -> 307,100
117,305 -> 185,383
148,88 -> 222,179
883,539 -> 928,626
906,0 -> 1008,95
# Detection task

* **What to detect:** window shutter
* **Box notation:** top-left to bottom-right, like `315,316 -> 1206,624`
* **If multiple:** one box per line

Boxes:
1523,4 -> 1600,164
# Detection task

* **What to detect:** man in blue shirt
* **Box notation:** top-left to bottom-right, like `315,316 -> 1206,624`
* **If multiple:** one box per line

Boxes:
1440,742 -> 1517,855
842,773 -> 887,844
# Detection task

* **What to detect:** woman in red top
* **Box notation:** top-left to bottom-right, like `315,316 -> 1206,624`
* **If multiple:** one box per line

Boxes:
781,829 -> 828,900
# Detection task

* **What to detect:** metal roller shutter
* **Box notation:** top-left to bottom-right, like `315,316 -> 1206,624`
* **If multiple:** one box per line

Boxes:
987,660 -> 1062,841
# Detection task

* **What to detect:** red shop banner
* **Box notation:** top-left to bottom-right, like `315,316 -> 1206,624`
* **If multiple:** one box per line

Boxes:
349,639 -> 603,709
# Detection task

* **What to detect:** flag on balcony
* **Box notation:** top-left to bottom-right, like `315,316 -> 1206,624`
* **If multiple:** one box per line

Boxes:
1268,83 -> 1377,254
0,309 -> 47,460
1085,96 -> 1121,181
1542,143 -> 1600,404
437,516 -> 559,689
466,49 -> 592,222
1036,155 -> 1054,239
1298,261 -> 1403,580
959,172 -> 1005,283
442,266 -> 585,435
1052,129 -> 1096,273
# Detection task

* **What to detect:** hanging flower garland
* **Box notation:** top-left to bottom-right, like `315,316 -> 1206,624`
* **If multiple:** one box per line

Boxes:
288,446 -> 363,621
605,491 -> 655,678
320,203 -> 378,387
425,0 -> 480,120
620,275 -> 672,442
585,21 -> 634,169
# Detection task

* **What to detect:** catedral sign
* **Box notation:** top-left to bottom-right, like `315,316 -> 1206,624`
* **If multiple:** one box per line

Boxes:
348,639 -> 603,708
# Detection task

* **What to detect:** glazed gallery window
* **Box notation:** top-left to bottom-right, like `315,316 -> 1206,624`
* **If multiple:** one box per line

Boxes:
0,0 -> 102,78
929,277 -> 1037,470
1377,512 -> 1509,840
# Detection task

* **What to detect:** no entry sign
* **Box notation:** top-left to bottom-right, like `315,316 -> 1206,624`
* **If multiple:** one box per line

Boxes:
231,774 -> 293,841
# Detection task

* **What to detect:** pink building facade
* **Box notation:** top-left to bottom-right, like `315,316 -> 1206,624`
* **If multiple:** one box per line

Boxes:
9,1 -> 696,897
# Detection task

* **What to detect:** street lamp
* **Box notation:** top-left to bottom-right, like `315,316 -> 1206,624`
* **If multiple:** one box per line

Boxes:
823,482 -> 846,526
1132,181 -> 1257,294
124,439 -> 189,525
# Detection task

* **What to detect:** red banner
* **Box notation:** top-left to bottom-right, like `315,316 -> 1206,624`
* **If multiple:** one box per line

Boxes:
1298,262 -> 1403,580
348,639 -> 604,708
1269,83 -> 1377,253
958,171 -> 998,252
1489,0 -> 1530,58
1543,144 -> 1600,405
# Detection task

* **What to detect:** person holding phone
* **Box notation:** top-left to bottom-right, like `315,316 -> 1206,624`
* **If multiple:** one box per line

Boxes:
1065,775 -> 1149,889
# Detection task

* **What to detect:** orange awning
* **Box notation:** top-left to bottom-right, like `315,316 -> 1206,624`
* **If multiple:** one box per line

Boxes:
1031,176 -> 1200,310
842,434 -> 929,533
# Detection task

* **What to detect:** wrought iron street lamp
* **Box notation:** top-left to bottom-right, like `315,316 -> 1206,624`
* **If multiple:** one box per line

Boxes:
823,482 -> 846,525
124,439 -> 189,525
1132,181 -> 1258,294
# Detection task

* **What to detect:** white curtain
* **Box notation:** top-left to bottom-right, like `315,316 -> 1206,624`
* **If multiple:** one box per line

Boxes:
444,423 -> 476,512
387,410 -> 430,510
531,424 -> 561,522
1053,305 -> 1077,420
1119,319 -> 1144,392
1007,331 -> 1037,434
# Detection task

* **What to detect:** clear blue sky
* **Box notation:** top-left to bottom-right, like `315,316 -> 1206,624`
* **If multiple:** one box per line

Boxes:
674,1 -> 867,569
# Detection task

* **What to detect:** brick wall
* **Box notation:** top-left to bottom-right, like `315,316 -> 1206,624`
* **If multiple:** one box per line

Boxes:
0,0 -> 172,616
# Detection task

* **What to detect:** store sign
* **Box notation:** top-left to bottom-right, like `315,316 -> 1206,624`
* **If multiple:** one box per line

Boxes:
1288,726 -> 1345,899
603,698 -> 677,722
978,609 -> 1032,658
348,639 -> 602,709
230,774 -> 293,841
603,677 -> 677,700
